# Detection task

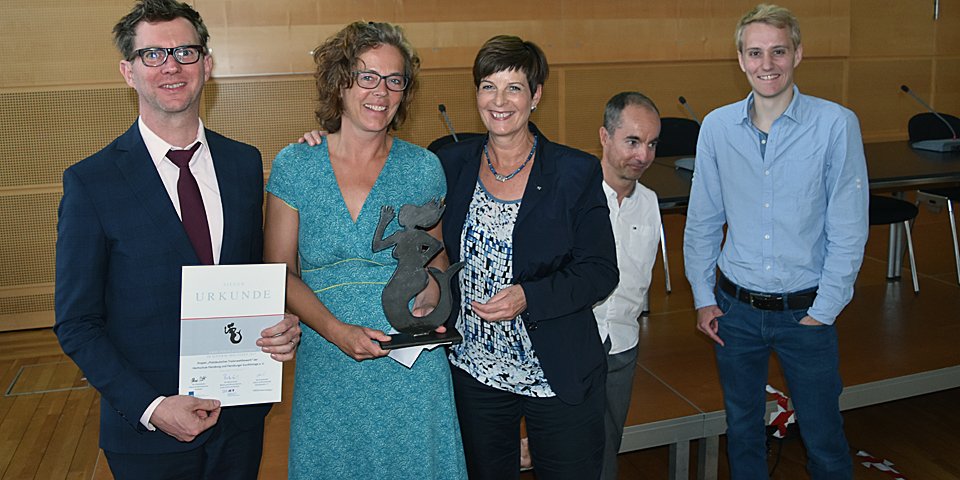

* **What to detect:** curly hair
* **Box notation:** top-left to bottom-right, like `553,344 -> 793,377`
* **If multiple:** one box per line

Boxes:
113,0 -> 209,61
312,21 -> 421,133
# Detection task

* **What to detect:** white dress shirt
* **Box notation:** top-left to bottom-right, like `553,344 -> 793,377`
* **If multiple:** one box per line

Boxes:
139,117 -> 224,265
593,180 -> 661,355
136,117 -> 224,430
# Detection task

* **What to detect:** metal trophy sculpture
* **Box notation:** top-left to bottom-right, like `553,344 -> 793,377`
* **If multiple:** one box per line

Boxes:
372,199 -> 463,350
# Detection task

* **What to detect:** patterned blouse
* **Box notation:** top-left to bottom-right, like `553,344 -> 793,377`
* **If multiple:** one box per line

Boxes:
448,180 -> 555,397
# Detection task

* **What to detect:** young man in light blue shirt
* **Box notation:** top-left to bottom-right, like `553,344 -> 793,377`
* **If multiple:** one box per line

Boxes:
683,4 -> 868,479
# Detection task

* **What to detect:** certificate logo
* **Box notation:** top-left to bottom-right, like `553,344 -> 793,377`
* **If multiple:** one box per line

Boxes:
224,322 -> 243,344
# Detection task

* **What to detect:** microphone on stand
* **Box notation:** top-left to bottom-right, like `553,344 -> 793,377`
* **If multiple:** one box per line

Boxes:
438,104 -> 459,142
899,85 -> 959,152
672,96 -> 700,171
678,96 -> 701,125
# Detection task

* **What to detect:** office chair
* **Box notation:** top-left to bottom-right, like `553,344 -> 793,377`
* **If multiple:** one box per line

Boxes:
915,187 -> 960,285
909,112 -> 960,285
908,112 -> 960,143
657,117 -> 700,157
869,195 -> 920,293
426,133 -> 484,154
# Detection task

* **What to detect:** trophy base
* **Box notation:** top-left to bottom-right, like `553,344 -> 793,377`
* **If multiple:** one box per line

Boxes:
379,327 -> 463,350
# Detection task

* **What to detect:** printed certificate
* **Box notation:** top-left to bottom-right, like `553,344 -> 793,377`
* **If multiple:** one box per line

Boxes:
179,263 -> 286,407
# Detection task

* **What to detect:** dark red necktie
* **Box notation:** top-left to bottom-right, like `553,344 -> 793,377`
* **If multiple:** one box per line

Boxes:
167,143 -> 214,265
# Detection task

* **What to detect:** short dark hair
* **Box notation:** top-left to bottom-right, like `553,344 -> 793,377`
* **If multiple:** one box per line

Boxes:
603,92 -> 659,133
311,21 -> 421,134
472,35 -> 548,95
113,0 -> 210,61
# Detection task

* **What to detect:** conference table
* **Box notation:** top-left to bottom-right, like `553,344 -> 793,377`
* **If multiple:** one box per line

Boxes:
647,140 -> 960,208
646,140 -> 960,278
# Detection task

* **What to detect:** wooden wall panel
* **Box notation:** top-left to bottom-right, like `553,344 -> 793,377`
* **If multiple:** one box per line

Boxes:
764,0 -> 851,57
934,57 -> 960,115
850,0 -> 937,57
396,72 -> 487,149
203,78 -> 319,169
527,75 -> 562,142
0,0 -> 854,85
0,1 -> 128,88
794,59 -> 846,106
0,291 -> 55,331
847,59 -> 934,141
0,88 -> 138,188
936,0 -> 960,55
0,193 -> 59,289
129,0 -> 854,77
562,62 -> 749,155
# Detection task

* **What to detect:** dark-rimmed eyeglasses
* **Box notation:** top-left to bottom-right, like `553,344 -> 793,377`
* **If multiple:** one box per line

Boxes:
133,45 -> 206,67
353,70 -> 409,92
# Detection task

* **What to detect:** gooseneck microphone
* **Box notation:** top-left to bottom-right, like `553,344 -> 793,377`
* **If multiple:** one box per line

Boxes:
678,96 -> 701,125
438,104 -> 459,142
900,85 -> 959,152
672,96 -> 699,172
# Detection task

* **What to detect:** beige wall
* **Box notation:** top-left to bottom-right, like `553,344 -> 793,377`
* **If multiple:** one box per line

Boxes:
2,0 -> 958,330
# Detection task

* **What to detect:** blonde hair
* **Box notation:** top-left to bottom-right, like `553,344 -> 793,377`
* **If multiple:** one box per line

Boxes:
735,4 -> 801,52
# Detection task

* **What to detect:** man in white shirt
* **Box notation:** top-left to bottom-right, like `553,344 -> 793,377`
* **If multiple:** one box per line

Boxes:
594,91 -> 662,479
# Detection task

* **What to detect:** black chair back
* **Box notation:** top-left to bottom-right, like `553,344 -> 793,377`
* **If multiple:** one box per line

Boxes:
657,117 -> 700,157
427,133 -> 484,154
908,112 -> 960,142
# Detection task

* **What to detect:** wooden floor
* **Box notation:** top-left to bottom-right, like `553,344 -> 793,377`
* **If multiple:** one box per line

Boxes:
3,197 -> 960,479
550,387 -> 960,480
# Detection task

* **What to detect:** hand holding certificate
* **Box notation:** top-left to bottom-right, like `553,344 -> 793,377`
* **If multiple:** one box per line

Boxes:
179,264 -> 288,407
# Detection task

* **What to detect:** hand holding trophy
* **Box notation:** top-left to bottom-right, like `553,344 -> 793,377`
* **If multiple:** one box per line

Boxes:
372,200 -> 463,349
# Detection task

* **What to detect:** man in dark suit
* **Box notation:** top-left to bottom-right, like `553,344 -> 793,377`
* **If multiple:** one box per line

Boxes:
54,1 -> 300,478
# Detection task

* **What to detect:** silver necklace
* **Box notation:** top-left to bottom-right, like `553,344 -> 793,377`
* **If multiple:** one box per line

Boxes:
483,134 -> 538,182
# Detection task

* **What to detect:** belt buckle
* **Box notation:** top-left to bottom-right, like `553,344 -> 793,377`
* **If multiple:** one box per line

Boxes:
748,293 -> 780,310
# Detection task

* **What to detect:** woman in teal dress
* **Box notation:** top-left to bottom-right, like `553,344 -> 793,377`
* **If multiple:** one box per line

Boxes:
263,22 -> 467,479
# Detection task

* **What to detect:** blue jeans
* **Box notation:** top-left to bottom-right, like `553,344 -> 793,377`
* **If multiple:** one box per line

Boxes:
715,288 -> 852,480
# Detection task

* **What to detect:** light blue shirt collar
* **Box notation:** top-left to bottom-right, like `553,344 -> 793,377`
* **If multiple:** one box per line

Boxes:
736,85 -> 804,127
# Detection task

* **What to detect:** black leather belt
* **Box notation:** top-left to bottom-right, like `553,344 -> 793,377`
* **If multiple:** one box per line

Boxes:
718,272 -> 816,311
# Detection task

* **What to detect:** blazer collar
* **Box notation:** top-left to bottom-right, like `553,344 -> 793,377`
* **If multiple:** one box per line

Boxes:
209,130 -> 244,265
113,122 -> 205,265
445,123 -> 558,250
515,122 -> 555,227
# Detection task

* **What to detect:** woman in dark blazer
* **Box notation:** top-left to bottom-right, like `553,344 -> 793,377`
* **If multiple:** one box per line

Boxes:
437,35 -> 619,480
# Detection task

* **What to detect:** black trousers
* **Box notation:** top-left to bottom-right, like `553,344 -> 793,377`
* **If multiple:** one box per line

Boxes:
451,366 -> 605,480
103,414 -> 265,480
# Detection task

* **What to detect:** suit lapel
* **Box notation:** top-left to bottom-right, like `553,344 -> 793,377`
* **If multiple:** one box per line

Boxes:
208,132 -> 239,265
445,143 -> 482,262
515,125 -> 554,227
113,123 -> 201,265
